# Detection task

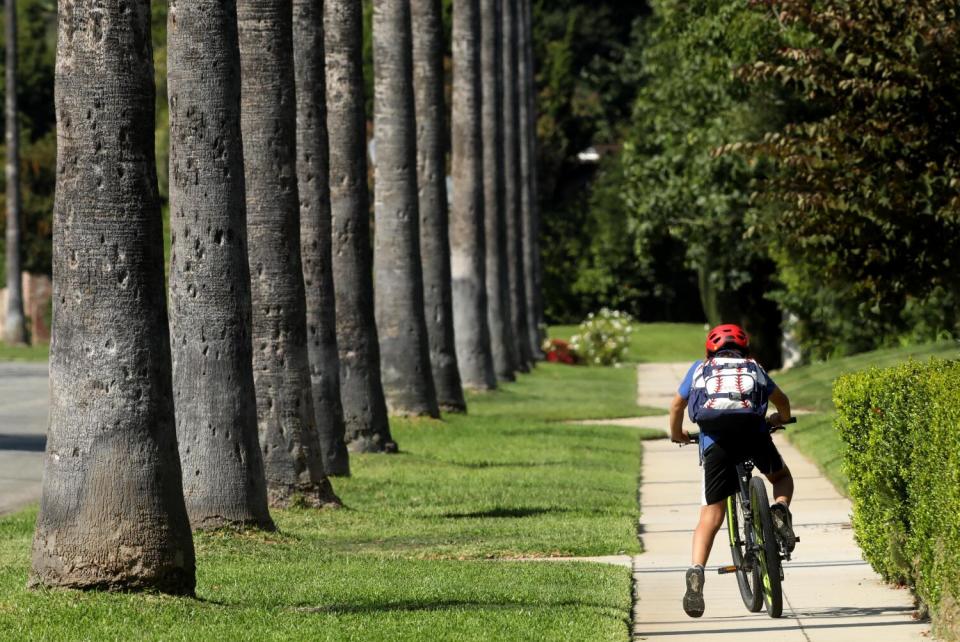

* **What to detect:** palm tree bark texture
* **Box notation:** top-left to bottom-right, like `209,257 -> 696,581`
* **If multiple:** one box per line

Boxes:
450,0 -> 497,391
524,0 -> 544,336
294,0 -> 351,476
167,0 -> 275,530
480,0 -> 518,381
501,0 -> 532,371
412,0 -> 466,412
238,0 -> 340,507
325,0 -> 396,452
4,0 -> 25,345
31,0 -> 195,594
372,0 -> 440,418
517,0 -> 542,358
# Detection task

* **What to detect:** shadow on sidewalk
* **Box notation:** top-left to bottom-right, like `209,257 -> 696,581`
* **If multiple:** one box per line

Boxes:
640,618 -> 925,637
791,605 -> 920,619
0,433 -> 46,452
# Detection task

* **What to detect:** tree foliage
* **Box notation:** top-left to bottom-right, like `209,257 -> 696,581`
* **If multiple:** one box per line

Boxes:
621,0 -> 787,362
732,0 -> 960,356
531,0 -> 689,323
622,0 -> 960,359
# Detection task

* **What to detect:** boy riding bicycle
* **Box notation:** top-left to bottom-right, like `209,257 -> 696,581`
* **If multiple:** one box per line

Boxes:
668,324 -> 796,618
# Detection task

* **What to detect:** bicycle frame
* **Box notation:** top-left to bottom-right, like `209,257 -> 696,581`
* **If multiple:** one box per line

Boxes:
727,459 -> 759,573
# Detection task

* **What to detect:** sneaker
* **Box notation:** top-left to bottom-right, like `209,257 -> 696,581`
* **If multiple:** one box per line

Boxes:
770,502 -> 796,552
683,565 -> 705,618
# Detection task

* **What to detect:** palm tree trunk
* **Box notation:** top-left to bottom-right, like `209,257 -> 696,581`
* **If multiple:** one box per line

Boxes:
450,0 -> 496,391
294,0 -> 351,476
372,0 -> 440,418
517,0 -> 541,358
30,0 -> 195,593
480,0 -> 517,381
501,0 -> 532,372
238,0 -> 340,507
525,0 -> 544,337
325,0 -> 395,452
167,0 -> 274,530
3,0 -> 25,346
412,0 -> 466,412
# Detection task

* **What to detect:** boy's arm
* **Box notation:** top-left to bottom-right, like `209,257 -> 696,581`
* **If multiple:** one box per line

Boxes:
669,394 -> 690,443
768,386 -> 792,425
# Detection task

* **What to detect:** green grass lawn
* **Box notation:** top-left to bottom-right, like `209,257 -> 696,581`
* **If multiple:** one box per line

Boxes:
549,322 -> 706,364
775,340 -> 960,492
0,363 -> 661,641
0,341 -> 48,362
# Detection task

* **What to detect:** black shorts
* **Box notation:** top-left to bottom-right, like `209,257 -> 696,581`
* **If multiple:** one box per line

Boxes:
700,431 -> 785,505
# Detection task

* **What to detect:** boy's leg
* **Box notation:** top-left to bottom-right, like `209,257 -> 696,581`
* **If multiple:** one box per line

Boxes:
692,501 -> 726,567
764,463 -> 796,551
765,466 -> 794,506
684,500 -> 725,618
685,439 -> 737,618
751,431 -> 794,507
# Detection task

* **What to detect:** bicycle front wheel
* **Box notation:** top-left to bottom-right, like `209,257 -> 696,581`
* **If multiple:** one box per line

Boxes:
726,493 -> 763,612
749,476 -> 783,618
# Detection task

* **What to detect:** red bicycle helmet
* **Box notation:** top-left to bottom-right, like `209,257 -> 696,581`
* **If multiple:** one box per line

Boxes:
705,323 -> 750,355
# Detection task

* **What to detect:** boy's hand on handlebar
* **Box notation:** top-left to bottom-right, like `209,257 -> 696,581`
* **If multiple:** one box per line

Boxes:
671,429 -> 693,445
767,412 -> 790,427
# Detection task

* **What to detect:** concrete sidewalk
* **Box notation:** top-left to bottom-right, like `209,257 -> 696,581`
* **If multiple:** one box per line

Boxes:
631,363 -> 931,641
0,362 -> 48,515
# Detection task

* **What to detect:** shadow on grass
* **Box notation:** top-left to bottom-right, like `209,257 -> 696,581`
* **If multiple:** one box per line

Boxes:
291,598 -> 624,618
441,506 -> 567,519
408,454 -> 572,470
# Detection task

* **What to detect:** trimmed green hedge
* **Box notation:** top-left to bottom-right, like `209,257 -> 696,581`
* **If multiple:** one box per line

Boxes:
835,358 -> 960,640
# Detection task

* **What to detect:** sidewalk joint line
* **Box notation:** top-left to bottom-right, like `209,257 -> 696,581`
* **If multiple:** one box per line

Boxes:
783,590 -> 813,642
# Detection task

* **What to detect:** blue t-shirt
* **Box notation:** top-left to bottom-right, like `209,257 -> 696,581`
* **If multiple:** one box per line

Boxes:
678,359 -> 778,450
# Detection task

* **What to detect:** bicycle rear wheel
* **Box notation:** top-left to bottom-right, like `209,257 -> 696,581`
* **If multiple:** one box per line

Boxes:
749,476 -> 783,618
726,493 -> 763,612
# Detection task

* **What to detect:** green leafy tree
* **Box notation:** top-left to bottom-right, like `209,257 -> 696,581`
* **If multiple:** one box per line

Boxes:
621,0 -> 787,363
734,0 -> 960,357
571,153 -> 699,321
534,1 -> 654,323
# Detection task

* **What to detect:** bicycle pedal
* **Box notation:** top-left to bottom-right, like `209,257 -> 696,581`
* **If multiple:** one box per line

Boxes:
717,565 -> 738,575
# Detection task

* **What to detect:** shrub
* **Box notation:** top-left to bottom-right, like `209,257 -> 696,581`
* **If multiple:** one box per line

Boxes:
569,309 -> 633,366
835,358 -> 960,640
541,338 -> 578,365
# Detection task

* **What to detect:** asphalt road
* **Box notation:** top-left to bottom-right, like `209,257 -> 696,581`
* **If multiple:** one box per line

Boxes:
0,362 -> 48,515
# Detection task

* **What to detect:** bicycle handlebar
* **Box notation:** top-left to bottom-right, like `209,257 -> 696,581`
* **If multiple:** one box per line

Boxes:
681,417 -> 797,446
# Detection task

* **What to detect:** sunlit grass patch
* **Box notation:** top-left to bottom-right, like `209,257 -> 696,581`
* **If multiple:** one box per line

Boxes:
0,358 -> 649,641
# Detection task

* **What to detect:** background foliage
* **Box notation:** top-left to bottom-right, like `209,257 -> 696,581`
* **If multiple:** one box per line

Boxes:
621,0 -> 791,363
736,0 -> 960,358
620,0 -> 960,361
531,0 -> 706,324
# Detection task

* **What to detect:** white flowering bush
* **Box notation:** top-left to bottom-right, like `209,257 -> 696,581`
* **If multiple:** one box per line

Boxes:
569,308 -> 635,366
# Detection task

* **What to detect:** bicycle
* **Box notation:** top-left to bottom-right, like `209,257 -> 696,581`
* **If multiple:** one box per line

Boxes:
686,417 -> 797,618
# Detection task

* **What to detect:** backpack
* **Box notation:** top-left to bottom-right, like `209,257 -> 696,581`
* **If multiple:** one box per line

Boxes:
687,357 -> 770,430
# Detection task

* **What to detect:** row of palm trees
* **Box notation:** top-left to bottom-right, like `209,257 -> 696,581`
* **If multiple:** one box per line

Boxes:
28,0 -> 542,595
